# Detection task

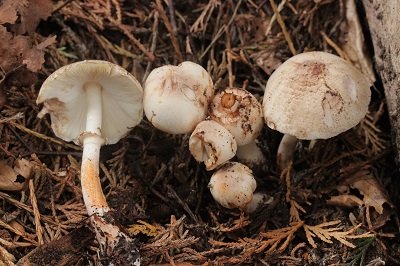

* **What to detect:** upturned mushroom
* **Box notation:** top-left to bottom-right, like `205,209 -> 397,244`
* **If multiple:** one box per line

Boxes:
263,51 -> 371,170
144,61 -> 214,134
208,162 -> 257,209
209,88 -> 265,166
36,60 -> 143,262
189,120 -> 237,170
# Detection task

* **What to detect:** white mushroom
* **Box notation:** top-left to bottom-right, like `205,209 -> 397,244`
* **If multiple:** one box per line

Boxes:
209,88 -> 265,165
36,60 -> 143,260
263,51 -> 371,170
144,61 -> 214,134
243,192 -> 273,213
236,140 -> 266,167
189,120 -> 237,170
208,162 -> 257,209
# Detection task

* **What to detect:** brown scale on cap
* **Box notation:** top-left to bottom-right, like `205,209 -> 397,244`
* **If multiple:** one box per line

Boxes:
209,88 -> 263,146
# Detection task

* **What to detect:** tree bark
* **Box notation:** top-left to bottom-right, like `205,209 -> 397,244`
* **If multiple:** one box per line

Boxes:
362,0 -> 400,163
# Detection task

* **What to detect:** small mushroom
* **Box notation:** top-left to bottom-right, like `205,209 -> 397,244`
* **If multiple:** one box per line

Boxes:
236,140 -> 266,167
189,120 -> 237,170
263,51 -> 371,170
209,88 -> 265,165
208,162 -> 257,209
243,192 -> 272,213
144,61 -> 214,134
36,60 -> 143,260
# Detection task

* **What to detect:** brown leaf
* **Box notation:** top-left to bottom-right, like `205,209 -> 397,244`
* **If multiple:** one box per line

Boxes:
0,160 -> 26,191
22,35 -> 56,72
0,26 -> 30,72
341,166 -> 392,215
0,26 -> 55,72
327,194 -> 364,208
14,158 -> 33,179
0,0 -> 20,24
12,0 -> 53,35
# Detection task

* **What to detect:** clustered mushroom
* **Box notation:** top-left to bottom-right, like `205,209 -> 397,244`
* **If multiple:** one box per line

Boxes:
36,51 -> 371,262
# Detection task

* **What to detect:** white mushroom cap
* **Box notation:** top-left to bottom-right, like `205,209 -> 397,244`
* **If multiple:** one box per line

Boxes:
209,88 -> 263,146
189,120 -> 237,170
36,60 -> 143,145
144,61 -> 214,134
208,162 -> 257,209
263,51 -> 371,140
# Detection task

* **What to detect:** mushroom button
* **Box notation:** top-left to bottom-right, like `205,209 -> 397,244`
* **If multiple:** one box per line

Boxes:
210,88 -> 263,146
208,162 -> 257,209
262,51 -> 371,170
144,61 -> 214,134
189,120 -> 237,170
36,60 -> 143,256
209,88 -> 265,167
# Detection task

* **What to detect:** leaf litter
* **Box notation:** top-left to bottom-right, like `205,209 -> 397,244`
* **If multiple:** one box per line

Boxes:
0,0 -> 399,265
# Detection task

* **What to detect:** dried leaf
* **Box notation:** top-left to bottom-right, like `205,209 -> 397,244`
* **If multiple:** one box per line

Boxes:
0,0 -> 22,24
0,160 -> 25,191
22,35 -> 56,72
0,25 -> 55,72
0,26 -> 30,72
327,194 -> 364,208
344,168 -> 391,215
14,158 -> 33,179
12,0 -> 53,35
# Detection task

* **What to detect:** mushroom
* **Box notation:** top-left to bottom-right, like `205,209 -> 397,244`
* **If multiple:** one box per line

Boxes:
208,162 -> 257,209
209,88 -> 265,165
36,60 -> 143,261
189,120 -> 237,170
144,61 -> 214,134
263,51 -> 371,170
243,192 -> 272,213
236,140 -> 266,167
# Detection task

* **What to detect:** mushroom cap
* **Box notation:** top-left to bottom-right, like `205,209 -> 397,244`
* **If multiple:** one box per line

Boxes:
209,88 -> 263,146
263,51 -> 371,140
36,60 -> 143,145
189,120 -> 237,170
208,162 -> 257,209
144,61 -> 214,134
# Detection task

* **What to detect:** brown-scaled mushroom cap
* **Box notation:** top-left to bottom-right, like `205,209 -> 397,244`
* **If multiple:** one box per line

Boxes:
210,88 -> 263,146
263,51 -> 371,140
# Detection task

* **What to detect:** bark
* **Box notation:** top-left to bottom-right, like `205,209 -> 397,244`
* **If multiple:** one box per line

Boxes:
362,1 -> 400,162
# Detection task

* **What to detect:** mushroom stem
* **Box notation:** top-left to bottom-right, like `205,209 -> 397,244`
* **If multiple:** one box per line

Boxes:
277,134 -> 298,171
80,83 -> 130,254
84,82 -> 103,135
236,141 -> 266,167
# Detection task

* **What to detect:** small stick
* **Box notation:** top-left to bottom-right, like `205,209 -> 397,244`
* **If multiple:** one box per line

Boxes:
7,121 -> 81,151
29,179 -> 45,245
143,11 -> 159,84
155,0 -> 183,62
116,23 -> 155,61
269,0 -> 296,55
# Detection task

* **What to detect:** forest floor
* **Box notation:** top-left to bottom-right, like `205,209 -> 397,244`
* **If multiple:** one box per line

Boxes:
0,0 -> 399,265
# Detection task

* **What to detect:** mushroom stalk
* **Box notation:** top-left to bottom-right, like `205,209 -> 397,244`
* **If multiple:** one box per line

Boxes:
80,83 -> 129,254
236,141 -> 266,167
277,134 -> 298,171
